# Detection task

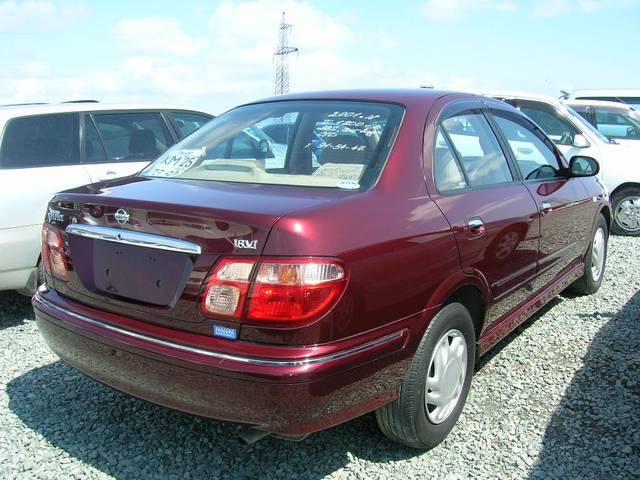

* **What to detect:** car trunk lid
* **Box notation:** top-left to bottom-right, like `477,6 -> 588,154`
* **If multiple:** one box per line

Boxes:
48,176 -> 338,332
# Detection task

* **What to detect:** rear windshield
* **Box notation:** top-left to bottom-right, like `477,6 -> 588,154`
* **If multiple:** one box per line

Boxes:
141,100 -> 404,190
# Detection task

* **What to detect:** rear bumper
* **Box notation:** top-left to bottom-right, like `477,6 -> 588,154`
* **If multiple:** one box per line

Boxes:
33,290 -> 415,435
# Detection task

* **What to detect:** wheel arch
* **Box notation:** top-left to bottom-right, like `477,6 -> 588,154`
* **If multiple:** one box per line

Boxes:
610,182 -> 640,199
599,204 -> 612,232
424,271 -> 490,343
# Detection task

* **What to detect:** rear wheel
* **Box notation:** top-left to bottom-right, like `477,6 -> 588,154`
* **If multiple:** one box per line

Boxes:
611,187 -> 640,236
569,213 -> 608,295
376,302 -> 475,449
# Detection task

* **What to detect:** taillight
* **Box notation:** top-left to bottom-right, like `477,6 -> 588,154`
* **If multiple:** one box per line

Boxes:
201,258 -> 256,317
201,258 -> 347,323
41,224 -> 68,281
248,260 -> 346,322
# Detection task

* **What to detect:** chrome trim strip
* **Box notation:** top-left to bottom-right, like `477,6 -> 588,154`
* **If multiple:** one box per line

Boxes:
65,224 -> 201,255
34,294 -> 404,367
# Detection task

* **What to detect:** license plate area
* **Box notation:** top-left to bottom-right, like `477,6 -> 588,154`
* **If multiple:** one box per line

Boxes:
69,235 -> 193,307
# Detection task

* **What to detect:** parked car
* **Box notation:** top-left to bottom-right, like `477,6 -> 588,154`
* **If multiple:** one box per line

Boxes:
486,93 -> 640,236
566,99 -> 640,144
33,89 -> 608,450
0,102 -> 213,294
566,89 -> 640,109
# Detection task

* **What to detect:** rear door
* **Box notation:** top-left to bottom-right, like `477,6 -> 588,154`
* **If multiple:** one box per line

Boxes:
428,101 -> 540,327
488,108 -> 594,291
82,111 -> 174,183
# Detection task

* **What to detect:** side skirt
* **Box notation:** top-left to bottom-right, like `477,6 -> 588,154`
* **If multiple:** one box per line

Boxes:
478,261 -> 583,356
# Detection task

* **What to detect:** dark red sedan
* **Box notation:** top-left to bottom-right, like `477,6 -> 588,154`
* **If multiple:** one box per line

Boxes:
33,89 -> 609,449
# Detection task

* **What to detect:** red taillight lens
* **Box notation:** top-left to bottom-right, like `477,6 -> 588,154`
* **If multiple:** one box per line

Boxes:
200,258 -> 347,323
41,224 -> 68,281
248,260 -> 346,322
201,258 -> 256,317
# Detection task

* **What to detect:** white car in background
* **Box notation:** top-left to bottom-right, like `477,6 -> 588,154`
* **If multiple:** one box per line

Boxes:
566,100 -> 640,145
485,92 -> 640,236
566,89 -> 640,110
0,102 -> 213,294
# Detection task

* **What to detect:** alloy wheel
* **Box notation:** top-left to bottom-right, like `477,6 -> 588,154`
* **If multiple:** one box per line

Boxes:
615,196 -> 640,233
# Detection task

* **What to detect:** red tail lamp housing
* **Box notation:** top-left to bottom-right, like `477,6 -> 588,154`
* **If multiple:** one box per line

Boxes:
41,224 -> 69,281
201,258 -> 347,323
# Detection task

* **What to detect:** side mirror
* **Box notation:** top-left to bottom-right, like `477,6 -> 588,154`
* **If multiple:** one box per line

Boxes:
257,139 -> 274,159
569,155 -> 599,177
572,134 -> 590,148
258,139 -> 271,154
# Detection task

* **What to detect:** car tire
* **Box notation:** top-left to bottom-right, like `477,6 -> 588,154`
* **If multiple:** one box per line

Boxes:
611,187 -> 640,236
568,213 -> 608,295
376,302 -> 475,449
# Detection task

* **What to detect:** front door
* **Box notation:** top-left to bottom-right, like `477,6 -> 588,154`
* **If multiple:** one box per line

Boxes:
489,109 -> 594,291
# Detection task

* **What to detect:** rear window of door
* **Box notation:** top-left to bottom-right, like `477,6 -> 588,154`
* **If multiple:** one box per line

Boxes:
169,111 -> 212,139
0,113 -> 80,169
492,112 -> 565,181
92,112 -> 172,162
438,112 -> 513,188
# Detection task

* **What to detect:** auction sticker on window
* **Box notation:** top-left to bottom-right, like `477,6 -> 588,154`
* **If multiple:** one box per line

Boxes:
144,147 -> 206,177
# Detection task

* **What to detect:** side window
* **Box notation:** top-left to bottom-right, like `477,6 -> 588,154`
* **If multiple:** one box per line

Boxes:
571,106 -> 597,127
92,112 -> 172,162
492,113 -> 564,180
433,127 -> 467,191
84,117 -> 108,163
0,113 -> 80,169
593,108 -> 640,139
517,103 -> 579,146
170,111 -> 212,139
441,112 -> 513,187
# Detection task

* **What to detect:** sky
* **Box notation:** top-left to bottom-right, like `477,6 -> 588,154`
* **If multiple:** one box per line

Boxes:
1,0 -> 639,114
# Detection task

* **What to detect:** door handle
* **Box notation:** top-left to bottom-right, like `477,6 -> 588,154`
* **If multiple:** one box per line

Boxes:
540,202 -> 553,214
466,218 -> 485,237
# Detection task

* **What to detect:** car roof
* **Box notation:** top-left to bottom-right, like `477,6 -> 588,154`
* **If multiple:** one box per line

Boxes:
565,99 -> 635,110
241,88 -> 474,109
0,102 -> 212,120
570,89 -> 640,98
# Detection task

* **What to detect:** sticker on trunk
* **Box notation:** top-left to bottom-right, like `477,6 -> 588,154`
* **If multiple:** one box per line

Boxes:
47,208 -> 64,223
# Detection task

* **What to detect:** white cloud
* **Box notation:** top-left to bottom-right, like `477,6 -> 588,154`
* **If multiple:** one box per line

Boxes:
0,1 -> 475,112
0,0 -> 87,31
422,0 -> 516,21
114,16 -> 208,56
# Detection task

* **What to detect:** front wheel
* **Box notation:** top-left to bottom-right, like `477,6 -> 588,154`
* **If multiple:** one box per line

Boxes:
376,303 -> 475,449
611,187 -> 640,236
569,213 -> 608,295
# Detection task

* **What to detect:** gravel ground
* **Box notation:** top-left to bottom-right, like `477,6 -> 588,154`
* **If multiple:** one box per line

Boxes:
0,236 -> 638,480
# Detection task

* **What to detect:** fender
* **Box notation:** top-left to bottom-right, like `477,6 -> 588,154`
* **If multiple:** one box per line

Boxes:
421,268 -> 492,337
424,268 -> 490,312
